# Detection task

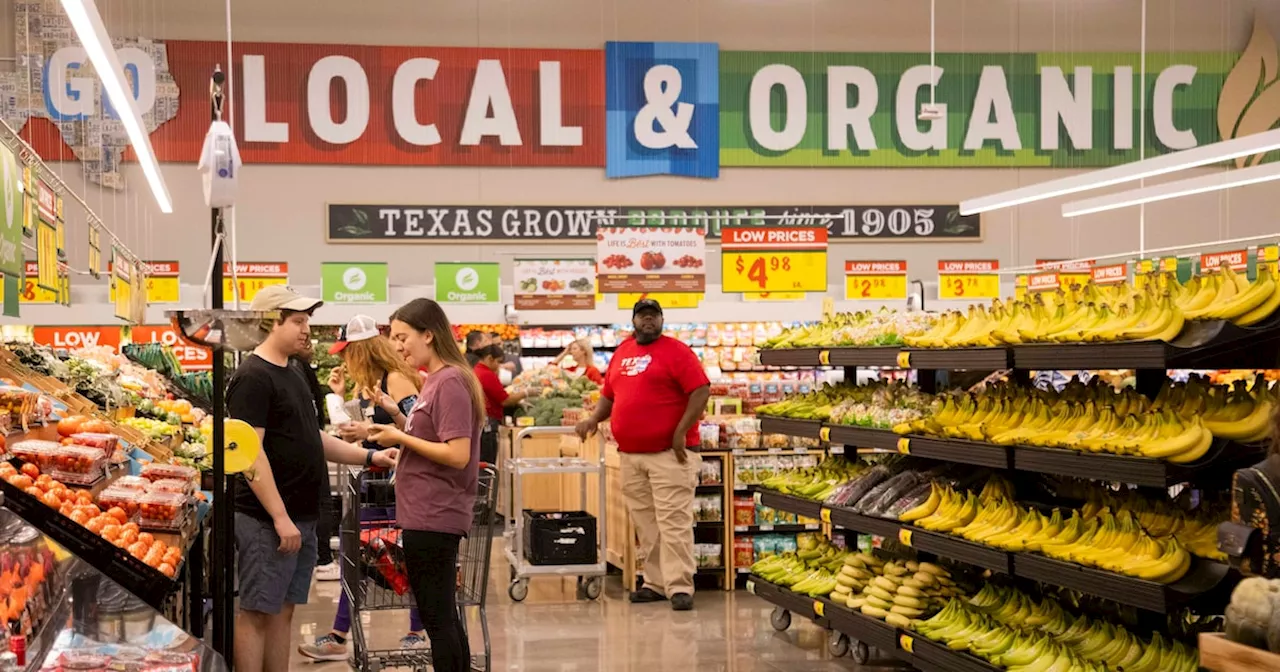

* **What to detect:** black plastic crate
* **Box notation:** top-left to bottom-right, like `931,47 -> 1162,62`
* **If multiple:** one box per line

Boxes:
522,510 -> 598,566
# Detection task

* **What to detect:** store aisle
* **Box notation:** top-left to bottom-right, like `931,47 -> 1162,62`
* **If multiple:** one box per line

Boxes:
289,564 -> 894,671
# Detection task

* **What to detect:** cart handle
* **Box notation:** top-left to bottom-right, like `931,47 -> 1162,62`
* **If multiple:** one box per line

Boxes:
512,426 -> 587,442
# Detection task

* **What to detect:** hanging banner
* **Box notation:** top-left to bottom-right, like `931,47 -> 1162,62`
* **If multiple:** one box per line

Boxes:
112,254 -> 132,321
21,167 -> 33,237
321,262 -> 389,304
128,325 -> 213,370
434,262 -> 500,304
844,261 -> 908,301
721,226 -> 827,294
223,262 -> 289,303
937,260 -> 1000,300
598,227 -> 706,293
513,259 -> 596,310
32,326 -> 122,351
110,261 -> 180,304
87,226 -> 102,279
328,204 -> 979,242
1091,263 -> 1128,285
0,145 -> 21,278
3,274 -> 19,318
17,261 -> 56,303
35,220 -> 57,291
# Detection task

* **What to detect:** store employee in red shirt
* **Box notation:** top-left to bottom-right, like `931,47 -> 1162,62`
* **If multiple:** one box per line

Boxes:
473,344 -> 531,462
576,299 -> 710,611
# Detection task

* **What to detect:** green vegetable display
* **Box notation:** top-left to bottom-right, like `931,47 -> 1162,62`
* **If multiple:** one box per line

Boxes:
513,370 -> 599,426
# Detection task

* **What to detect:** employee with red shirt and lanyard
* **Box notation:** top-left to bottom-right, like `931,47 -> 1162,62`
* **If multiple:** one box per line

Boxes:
575,299 -> 710,611
472,344 -> 532,463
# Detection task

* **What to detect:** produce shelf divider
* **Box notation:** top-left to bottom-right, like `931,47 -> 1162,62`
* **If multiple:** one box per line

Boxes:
908,528 -> 1012,575
758,417 -> 825,441
908,634 -> 1002,672
1010,553 -> 1231,613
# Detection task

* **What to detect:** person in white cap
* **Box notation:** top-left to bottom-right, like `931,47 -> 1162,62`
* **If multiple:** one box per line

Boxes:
228,286 -> 400,672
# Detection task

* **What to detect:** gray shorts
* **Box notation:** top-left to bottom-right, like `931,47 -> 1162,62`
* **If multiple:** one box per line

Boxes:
235,512 -> 318,614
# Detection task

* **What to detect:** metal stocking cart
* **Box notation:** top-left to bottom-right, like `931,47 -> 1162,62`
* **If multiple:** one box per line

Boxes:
503,426 -> 607,602
341,465 -> 500,672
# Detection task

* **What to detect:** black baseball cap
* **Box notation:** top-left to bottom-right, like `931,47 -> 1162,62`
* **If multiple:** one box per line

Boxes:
632,298 -> 663,316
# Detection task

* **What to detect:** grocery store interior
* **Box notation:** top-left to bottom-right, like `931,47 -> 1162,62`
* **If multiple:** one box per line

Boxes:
1,0 -> 1280,670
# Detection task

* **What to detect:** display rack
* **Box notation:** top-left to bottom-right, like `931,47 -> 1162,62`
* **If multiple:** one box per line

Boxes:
746,316 -> 1259,667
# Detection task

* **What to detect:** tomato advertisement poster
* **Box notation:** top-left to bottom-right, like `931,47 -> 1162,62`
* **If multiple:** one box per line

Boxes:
513,259 -> 597,310
596,227 -> 705,293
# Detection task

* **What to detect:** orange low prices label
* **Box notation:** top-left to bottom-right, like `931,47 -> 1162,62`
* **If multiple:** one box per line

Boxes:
223,262 -> 289,303
937,260 -> 1000,300
1200,249 -> 1248,273
844,260 -> 908,300
32,326 -> 122,351
721,226 -> 828,293
1091,263 -> 1128,285
1027,272 -> 1060,293
1036,259 -> 1093,288
130,325 -> 213,370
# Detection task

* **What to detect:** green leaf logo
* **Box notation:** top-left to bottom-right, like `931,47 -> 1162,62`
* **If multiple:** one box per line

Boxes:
1219,14 -> 1280,167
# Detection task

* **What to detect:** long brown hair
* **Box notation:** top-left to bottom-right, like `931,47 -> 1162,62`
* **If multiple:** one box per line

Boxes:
389,298 -> 486,428
343,335 -> 420,397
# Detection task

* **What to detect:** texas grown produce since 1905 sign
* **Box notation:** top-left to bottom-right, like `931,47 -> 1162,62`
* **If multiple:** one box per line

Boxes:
327,204 -> 978,242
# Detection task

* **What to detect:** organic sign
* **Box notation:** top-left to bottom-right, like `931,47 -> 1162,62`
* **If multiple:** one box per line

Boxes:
0,145 -> 21,278
513,259 -> 596,310
434,262 -> 500,303
321,262 -> 389,304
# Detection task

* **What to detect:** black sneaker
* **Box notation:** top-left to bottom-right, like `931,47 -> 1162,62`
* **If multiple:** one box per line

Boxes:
629,587 -> 667,603
671,593 -> 694,611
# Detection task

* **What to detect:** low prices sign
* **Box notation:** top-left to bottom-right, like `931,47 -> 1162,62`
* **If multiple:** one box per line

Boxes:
1200,249 -> 1248,273
845,261 -> 907,301
33,326 -> 121,351
1027,272 -> 1060,293
223,262 -> 288,303
720,227 -> 827,294
513,259 -> 596,310
130,325 -> 213,371
937,260 -> 1000,300
1036,259 -> 1093,289
1091,263 -> 1128,286
597,227 -> 705,293
110,261 -> 180,304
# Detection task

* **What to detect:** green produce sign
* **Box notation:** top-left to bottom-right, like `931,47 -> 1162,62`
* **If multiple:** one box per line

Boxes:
321,262 -> 388,304
0,145 -> 22,278
435,262 -> 500,304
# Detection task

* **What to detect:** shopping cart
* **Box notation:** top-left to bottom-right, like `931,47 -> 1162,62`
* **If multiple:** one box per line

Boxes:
341,465 -> 499,672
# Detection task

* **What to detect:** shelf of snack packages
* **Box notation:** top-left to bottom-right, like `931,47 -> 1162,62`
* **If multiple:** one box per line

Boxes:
725,253 -> 1280,670
0,338 -> 216,658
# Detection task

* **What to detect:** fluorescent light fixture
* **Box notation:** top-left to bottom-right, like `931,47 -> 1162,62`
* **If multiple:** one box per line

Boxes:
959,128 -> 1280,216
60,0 -> 172,214
1062,161 -> 1280,217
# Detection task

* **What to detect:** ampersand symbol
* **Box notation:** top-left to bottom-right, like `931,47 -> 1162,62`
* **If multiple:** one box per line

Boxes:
633,65 -> 698,150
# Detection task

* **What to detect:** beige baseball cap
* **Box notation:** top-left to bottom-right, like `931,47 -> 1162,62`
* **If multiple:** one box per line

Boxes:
249,284 -> 323,313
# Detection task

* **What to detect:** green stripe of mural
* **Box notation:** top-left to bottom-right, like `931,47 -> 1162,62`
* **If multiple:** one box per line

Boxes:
718,51 -> 1242,167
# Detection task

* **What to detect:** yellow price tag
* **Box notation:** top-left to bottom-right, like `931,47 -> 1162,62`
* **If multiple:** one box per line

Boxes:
111,262 -> 181,304
900,634 -> 915,652
113,266 -> 132,321
1263,244 -> 1279,263
819,426 -> 831,443
1159,257 -> 1179,272
898,528 -> 913,547
17,264 -> 57,303
813,601 -> 824,617
1059,272 -> 1091,289
937,260 -> 1000,300
724,250 -> 827,293
224,276 -> 289,303
820,508 -> 831,524
818,350 -> 830,366
896,351 -> 911,368
746,580 -> 756,594
36,221 -> 57,290
845,274 -> 908,301
897,438 -> 910,455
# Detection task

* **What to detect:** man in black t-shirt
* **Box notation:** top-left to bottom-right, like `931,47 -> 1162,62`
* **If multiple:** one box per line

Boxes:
228,285 -> 398,672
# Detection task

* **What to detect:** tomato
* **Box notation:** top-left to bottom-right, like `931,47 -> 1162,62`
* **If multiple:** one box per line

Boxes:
22,487 -> 40,499
122,522 -> 140,533
75,491 -> 94,505
79,419 -> 111,435
39,492 -> 60,509
157,562 -> 176,578
58,502 -> 74,516
107,507 -> 128,524
56,416 -> 86,437
68,510 -> 89,525
19,463 -> 37,478
84,518 -> 106,534
136,533 -> 154,547
100,525 -> 121,541
112,537 -> 129,549
8,475 -> 32,490
126,541 -> 148,557
118,530 -> 138,546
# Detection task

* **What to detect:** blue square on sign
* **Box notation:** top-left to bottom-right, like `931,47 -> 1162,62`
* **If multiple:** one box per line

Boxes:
605,42 -> 720,179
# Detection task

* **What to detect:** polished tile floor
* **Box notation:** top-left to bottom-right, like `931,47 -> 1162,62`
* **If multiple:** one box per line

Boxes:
288,568 -> 899,671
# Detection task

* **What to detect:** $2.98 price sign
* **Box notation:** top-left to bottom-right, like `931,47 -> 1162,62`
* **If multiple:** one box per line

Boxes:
937,260 -> 1000,300
721,226 -> 828,293
845,261 -> 908,300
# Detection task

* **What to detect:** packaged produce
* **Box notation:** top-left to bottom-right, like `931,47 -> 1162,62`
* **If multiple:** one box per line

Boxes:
775,535 -> 797,554
694,495 -> 722,522
724,417 -> 760,450
756,504 -> 778,526
140,463 -> 198,483
762,433 -> 791,449
9,440 -> 58,470
825,465 -> 892,507
698,423 -> 720,450
110,475 -> 151,491
695,543 -> 723,568
50,445 -> 107,484
148,478 -> 195,497
698,459 -> 722,485
97,487 -> 142,517
733,537 -> 755,567
882,482 -> 934,520
733,496 -> 755,526
69,432 -> 120,453
854,471 -> 925,515
753,535 -> 777,561
138,491 -> 186,529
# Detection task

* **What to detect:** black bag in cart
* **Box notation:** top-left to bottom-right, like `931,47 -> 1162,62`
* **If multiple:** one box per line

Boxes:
522,510 -> 597,566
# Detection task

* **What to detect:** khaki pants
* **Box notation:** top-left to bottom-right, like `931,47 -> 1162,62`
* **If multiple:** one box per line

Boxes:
620,449 -> 701,597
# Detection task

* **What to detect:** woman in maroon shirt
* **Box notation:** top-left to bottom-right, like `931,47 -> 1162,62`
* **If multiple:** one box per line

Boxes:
368,298 -> 485,672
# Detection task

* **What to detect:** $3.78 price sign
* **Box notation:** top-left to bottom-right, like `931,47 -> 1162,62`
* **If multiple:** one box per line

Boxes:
725,252 -> 826,293
937,260 -> 1000,300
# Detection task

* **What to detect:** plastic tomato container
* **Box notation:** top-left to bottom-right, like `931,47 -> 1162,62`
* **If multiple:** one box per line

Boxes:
140,463 -> 198,483
9,440 -> 58,470
148,478 -> 194,497
96,487 -> 141,517
111,475 -> 151,492
51,445 -> 107,485
69,432 -> 120,453
138,491 -> 186,529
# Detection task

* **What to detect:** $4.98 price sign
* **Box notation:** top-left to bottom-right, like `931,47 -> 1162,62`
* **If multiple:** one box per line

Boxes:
845,261 -> 908,300
937,260 -> 1000,300
721,226 -> 828,293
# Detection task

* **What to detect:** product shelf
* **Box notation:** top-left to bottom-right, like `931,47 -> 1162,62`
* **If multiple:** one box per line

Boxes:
758,345 -> 1010,370
744,575 -> 829,628
906,528 -> 1012,575
758,417 -> 826,441
756,491 -> 824,520
906,634 -> 1002,672
1011,440 -> 1264,488
824,425 -> 901,452
1011,314 -> 1280,370
819,597 -> 901,653
896,436 -> 1011,469
733,524 -> 820,534
825,507 -> 904,539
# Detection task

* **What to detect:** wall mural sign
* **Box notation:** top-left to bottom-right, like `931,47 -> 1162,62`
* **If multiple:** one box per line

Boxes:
7,5 -> 1274,184
327,204 -> 978,242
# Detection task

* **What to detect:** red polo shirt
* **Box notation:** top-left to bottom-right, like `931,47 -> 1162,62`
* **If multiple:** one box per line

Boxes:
473,362 -> 507,421
602,336 -> 709,453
